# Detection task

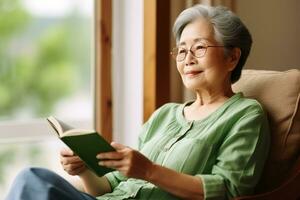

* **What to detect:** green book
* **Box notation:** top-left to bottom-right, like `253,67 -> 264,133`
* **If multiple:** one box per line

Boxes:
46,116 -> 115,177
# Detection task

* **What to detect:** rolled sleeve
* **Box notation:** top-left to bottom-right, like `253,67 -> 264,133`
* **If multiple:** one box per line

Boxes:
197,174 -> 226,199
104,171 -> 127,190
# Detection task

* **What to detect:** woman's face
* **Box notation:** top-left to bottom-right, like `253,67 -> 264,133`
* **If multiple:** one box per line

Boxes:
176,18 -> 236,92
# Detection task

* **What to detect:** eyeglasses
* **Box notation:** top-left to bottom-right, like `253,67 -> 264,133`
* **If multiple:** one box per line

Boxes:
170,42 -> 226,62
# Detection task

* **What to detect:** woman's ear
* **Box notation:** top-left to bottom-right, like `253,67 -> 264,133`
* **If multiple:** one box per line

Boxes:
227,48 -> 241,71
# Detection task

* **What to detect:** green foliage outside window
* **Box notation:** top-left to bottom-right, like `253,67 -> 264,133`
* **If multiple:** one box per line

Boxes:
0,0 -> 91,119
0,0 -> 92,190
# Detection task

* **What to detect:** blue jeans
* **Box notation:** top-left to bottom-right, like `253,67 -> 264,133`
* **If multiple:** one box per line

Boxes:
5,167 -> 97,200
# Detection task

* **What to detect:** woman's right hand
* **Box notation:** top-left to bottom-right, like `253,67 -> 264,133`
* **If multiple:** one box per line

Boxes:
60,148 -> 87,176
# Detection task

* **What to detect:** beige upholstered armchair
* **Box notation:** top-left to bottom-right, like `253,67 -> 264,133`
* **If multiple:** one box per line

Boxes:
232,69 -> 300,200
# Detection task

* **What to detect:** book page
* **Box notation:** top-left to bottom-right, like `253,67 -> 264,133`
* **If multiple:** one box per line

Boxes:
62,129 -> 95,137
47,116 -> 63,136
47,116 -> 95,137
55,118 -> 74,133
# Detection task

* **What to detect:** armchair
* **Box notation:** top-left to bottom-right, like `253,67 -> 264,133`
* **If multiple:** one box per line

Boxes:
232,69 -> 300,200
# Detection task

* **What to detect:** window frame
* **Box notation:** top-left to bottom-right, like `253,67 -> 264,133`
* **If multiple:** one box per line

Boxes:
94,0 -> 113,142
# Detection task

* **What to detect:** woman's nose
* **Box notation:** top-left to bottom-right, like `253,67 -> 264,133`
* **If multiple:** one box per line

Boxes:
185,50 -> 196,66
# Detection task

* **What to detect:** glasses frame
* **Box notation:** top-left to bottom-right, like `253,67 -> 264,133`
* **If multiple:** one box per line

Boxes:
170,42 -> 226,62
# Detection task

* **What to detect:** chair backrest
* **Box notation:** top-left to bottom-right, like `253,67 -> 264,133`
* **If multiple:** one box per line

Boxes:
232,69 -> 300,193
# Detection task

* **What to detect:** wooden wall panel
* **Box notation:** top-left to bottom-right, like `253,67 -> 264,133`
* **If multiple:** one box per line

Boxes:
95,0 -> 113,142
143,0 -> 171,122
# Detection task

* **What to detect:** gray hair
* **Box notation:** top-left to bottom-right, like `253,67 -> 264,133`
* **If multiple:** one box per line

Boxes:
173,4 -> 252,83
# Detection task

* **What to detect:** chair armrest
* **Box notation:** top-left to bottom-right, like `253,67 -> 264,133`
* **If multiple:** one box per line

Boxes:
234,166 -> 300,200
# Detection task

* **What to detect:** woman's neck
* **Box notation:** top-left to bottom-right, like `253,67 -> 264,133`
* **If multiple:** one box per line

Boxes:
193,86 -> 234,106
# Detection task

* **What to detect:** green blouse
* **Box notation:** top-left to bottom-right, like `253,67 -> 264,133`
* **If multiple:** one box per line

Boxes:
98,93 -> 270,200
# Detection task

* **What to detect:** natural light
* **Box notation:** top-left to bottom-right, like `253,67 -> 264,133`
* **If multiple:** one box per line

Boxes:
0,0 -> 94,198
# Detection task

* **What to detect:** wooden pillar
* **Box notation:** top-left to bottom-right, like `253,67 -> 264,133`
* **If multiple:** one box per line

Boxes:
143,0 -> 171,122
95,0 -> 113,142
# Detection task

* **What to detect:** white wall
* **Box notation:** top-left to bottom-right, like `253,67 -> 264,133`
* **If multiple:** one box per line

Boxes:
236,0 -> 300,70
112,0 -> 143,148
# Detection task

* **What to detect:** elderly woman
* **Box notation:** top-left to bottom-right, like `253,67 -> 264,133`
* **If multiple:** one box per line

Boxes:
6,4 -> 269,200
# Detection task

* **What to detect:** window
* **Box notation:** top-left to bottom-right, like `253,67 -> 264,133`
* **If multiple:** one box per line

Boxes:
0,0 -> 94,197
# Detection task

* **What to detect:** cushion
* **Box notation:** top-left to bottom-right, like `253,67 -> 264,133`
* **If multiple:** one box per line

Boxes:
232,69 -> 300,193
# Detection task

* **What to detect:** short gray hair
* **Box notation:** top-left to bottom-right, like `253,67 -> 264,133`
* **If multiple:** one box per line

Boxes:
173,4 -> 252,83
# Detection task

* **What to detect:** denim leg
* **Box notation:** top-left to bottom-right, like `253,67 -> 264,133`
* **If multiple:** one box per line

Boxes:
5,167 -> 97,200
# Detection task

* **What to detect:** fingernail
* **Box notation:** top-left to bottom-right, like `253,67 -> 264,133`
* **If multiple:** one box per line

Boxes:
98,161 -> 103,165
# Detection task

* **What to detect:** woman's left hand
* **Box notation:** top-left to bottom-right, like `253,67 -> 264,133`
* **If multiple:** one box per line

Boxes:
96,142 -> 154,180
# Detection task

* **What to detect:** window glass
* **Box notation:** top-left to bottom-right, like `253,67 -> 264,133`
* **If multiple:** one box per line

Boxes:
0,0 -> 93,121
0,0 -> 94,198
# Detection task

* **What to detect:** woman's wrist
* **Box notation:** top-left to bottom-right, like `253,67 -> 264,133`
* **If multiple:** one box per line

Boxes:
145,163 -> 159,182
78,168 -> 92,179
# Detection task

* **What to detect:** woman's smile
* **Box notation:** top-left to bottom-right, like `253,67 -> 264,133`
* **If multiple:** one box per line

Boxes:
184,70 -> 203,78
